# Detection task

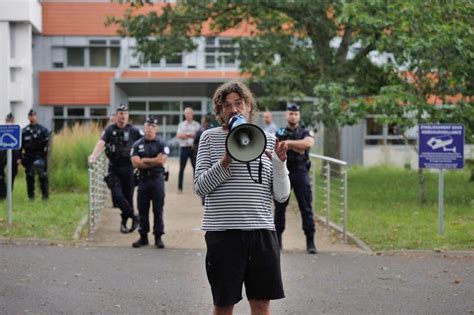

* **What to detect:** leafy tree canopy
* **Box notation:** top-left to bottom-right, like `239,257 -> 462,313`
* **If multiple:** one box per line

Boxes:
109,0 -> 474,157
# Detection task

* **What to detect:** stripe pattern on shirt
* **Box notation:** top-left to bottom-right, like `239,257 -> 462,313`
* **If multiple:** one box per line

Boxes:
194,127 -> 277,231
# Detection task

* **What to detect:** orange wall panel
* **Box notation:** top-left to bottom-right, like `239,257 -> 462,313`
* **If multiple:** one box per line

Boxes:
39,71 -> 115,105
42,3 -> 253,36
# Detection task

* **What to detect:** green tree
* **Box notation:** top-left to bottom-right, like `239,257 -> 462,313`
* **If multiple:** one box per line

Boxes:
109,1 -> 473,190
107,0 -> 394,159
348,1 -> 474,202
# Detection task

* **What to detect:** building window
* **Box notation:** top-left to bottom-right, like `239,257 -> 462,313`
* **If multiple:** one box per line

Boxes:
67,48 -> 85,67
165,53 -> 182,67
110,47 -> 120,67
90,47 -> 107,67
90,108 -> 108,117
205,37 -> 238,69
365,116 -> 415,145
53,106 -> 108,133
67,108 -> 85,117
60,40 -> 121,69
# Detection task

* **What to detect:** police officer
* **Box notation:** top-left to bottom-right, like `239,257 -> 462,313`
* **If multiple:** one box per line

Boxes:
20,109 -> 50,200
0,113 -> 20,199
274,103 -> 317,254
89,104 -> 142,233
130,116 -> 169,248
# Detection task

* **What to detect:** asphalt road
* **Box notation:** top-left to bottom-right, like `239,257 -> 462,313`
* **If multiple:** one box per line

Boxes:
1,244 -> 473,314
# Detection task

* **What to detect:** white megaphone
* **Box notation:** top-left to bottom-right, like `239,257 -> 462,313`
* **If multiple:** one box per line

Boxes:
225,114 -> 267,163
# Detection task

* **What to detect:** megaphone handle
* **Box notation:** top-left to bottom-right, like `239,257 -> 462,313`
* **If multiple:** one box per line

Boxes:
246,157 -> 263,184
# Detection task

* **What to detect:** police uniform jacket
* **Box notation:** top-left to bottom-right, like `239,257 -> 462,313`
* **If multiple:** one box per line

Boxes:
276,125 -> 313,172
101,124 -> 142,168
21,123 -> 50,161
131,136 -> 169,179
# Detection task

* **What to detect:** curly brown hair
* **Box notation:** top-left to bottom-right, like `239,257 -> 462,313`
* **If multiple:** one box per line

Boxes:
212,80 -> 258,125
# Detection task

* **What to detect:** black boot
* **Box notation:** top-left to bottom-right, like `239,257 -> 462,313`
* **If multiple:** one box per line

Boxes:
306,233 -> 317,254
132,234 -> 148,248
276,233 -> 282,250
129,215 -> 139,233
155,235 -> 165,249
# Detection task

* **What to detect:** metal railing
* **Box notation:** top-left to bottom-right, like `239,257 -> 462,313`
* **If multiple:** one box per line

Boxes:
87,152 -> 109,240
309,153 -> 348,241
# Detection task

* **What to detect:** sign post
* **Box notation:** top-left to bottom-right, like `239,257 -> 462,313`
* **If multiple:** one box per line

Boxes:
418,124 -> 464,235
0,124 -> 22,225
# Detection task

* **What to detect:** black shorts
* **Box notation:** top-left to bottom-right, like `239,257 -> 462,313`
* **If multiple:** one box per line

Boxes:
204,229 -> 285,307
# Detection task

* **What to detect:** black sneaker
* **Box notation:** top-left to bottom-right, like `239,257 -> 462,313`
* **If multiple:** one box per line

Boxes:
129,215 -> 139,233
120,220 -> 129,234
155,235 -> 165,249
132,235 -> 149,248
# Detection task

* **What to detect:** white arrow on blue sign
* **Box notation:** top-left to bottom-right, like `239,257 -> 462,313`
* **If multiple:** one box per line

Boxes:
0,124 -> 22,150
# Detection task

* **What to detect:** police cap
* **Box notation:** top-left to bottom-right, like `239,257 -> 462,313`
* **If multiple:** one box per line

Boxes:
28,109 -> 37,116
287,103 -> 300,112
116,104 -> 128,112
145,116 -> 158,126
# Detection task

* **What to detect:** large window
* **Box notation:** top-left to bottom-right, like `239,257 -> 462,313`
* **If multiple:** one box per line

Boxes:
205,37 -> 238,69
53,106 -> 109,133
60,39 -> 121,69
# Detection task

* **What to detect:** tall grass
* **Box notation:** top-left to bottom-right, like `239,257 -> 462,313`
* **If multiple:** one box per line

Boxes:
49,123 -> 102,192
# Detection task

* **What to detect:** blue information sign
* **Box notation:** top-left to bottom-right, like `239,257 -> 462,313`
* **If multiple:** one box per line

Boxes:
0,124 -> 22,150
419,124 -> 464,169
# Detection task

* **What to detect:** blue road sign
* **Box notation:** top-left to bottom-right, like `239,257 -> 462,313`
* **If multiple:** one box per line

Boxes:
419,124 -> 464,169
0,124 -> 22,150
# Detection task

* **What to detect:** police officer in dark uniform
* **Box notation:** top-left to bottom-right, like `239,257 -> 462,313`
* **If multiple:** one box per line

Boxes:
0,113 -> 20,199
274,103 -> 317,254
130,116 -> 169,248
20,109 -> 51,200
89,104 -> 142,233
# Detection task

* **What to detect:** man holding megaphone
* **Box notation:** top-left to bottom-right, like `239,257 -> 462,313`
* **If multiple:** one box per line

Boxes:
194,80 -> 291,314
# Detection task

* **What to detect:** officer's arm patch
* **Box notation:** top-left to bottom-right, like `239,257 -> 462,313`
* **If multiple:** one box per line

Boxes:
163,146 -> 170,155
309,130 -> 315,137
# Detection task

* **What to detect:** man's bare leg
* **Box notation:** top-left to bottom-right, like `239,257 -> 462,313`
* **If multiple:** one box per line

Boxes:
249,299 -> 270,315
214,305 -> 234,315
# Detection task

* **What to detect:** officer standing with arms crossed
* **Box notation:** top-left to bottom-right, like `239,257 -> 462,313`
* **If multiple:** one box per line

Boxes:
89,104 -> 142,233
274,103 -> 317,254
20,109 -> 51,200
130,116 -> 169,248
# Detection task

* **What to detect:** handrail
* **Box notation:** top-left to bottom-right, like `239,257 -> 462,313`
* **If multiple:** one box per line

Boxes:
309,153 -> 347,166
309,153 -> 348,241
87,152 -> 109,240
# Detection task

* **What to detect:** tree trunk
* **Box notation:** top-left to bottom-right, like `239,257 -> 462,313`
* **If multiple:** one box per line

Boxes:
418,168 -> 426,204
323,125 -> 341,173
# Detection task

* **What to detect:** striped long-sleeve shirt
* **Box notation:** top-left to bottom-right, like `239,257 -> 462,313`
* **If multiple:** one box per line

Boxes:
194,126 -> 288,231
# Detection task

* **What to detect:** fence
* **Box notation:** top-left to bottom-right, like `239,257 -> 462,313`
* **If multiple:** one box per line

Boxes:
309,153 -> 348,241
87,152 -> 109,240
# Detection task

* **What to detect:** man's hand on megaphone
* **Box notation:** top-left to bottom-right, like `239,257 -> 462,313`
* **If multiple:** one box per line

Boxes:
265,139 -> 287,162
221,151 -> 233,168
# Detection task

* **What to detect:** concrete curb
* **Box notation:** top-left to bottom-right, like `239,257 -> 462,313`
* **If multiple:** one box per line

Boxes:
72,213 -> 89,241
314,213 -> 374,255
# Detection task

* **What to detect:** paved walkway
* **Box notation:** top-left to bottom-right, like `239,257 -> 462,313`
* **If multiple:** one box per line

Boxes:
87,158 -> 362,253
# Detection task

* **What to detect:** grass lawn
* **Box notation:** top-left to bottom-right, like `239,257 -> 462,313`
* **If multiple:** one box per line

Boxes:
0,176 -> 88,240
315,165 -> 474,251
